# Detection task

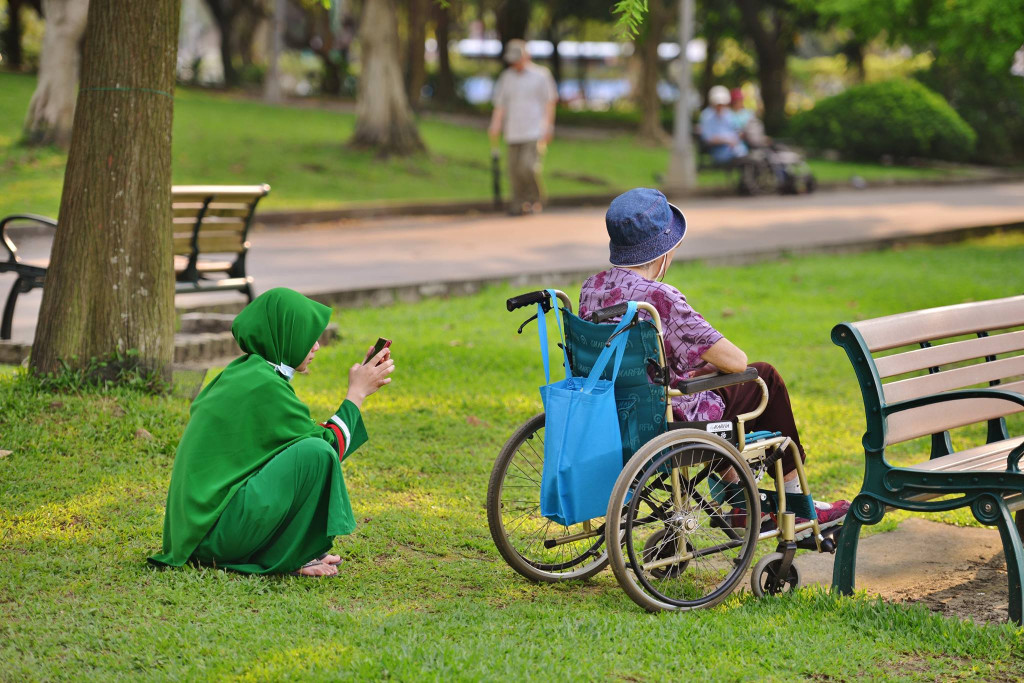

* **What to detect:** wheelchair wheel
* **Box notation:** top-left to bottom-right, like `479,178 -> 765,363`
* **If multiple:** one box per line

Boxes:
486,413 -> 609,582
750,552 -> 802,597
606,429 -> 760,611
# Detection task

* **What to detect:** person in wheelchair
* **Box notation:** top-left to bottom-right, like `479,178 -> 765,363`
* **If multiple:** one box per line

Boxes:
578,188 -> 849,531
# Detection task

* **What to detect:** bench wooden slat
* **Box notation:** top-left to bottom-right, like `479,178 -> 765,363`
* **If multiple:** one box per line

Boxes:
885,379 -> 1024,445
171,184 -> 270,198
172,216 -> 246,228
908,436 -> 1024,472
195,235 -> 247,253
172,205 -> 252,219
875,330 -> 1024,378
853,295 -> 1024,352
883,355 -> 1024,403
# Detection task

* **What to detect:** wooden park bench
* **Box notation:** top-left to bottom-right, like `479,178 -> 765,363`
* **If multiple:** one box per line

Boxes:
831,295 -> 1024,623
0,184 -> 269,340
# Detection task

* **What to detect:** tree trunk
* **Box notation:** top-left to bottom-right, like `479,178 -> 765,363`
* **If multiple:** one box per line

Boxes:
636,0 -> 668,144
22,0 -> 89,147
496,0 -> 529,57
2,0 -> 25,69
699,31 -> 718,107
546,18 -> 561,94
432,0 -> 456,105
404,0 -> 427,108
664,0 -> 697,194
30,0 -> 180,381
350,0 -> 424,155
755,49 -> 787,135
263,0 -> 284,102
206,0 -> 240,87
736,0 -> 792,135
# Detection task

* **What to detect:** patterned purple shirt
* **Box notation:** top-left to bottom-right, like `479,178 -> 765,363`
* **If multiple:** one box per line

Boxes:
579,267 -> 725,421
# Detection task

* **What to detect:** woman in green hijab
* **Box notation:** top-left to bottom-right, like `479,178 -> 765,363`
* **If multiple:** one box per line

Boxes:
150,288 -> 394,577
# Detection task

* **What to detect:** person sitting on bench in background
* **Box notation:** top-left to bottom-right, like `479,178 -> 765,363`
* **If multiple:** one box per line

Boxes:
700,85 -> 748,164
578,188 -> 849,531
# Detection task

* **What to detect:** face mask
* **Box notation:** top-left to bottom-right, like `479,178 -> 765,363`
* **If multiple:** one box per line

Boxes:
655,255 -> 668,282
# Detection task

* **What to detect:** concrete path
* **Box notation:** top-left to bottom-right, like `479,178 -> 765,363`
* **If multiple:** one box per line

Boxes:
3,182 -> 1023,343
796,518 -> 1009,624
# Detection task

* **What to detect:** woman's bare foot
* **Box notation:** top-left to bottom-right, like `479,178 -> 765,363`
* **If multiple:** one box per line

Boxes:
295,561 -> 339,577
320,554 -> 342,566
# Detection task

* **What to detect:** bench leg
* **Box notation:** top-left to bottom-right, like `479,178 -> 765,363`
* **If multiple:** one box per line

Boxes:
973,494 -> 1024,625
831,493 -> 884,597
1,275 -> 25,341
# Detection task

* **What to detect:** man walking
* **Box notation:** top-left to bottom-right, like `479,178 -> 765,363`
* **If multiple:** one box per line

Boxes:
489,39 -> 558,215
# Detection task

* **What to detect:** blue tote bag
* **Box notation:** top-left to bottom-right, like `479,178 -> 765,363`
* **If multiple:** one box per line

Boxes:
536,291 -> 637,526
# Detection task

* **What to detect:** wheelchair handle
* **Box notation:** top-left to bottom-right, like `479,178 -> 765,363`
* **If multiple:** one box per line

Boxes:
506,290 -> 549,312
591,302 -> 629,323
506,289 -> 574,314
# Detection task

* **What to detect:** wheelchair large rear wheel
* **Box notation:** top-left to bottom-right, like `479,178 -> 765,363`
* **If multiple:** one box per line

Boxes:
606,430 -> 760,611
486,413 -> 609,582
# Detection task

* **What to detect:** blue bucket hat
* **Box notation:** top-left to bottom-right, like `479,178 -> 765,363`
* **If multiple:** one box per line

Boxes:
605,188 -> 687,266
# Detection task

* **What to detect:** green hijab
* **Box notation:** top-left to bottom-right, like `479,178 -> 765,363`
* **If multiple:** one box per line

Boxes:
151,288 -> 351,567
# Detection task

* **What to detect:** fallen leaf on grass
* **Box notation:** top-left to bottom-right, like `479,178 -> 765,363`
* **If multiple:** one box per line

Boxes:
0,450 -> 11,458
135,428 -> 154,441
466,416 -> 492,428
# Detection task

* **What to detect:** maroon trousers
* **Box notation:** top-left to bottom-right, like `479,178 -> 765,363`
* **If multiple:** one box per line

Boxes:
714,361 -> 805,475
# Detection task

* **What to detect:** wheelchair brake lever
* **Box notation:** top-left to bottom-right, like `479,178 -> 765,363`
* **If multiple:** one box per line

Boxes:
517,313 -> 539,334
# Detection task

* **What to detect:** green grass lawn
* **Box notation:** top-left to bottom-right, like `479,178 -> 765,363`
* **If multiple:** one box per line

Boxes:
1,70 -> 968,219
2,235 -> 1024,679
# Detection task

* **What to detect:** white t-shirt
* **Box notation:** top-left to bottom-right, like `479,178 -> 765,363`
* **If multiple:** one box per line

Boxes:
493,63 -> 558,144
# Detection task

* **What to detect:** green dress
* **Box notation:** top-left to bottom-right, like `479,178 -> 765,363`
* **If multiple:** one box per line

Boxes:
149,288 -> 367,574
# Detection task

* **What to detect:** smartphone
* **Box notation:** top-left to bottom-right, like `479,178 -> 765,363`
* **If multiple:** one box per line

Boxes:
364,337 -> 392,365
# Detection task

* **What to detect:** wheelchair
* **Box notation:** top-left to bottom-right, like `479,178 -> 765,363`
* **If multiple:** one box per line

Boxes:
486,289 -> 841,612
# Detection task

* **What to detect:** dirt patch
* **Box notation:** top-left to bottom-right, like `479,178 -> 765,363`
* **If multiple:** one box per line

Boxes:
797,517 -> 1011,625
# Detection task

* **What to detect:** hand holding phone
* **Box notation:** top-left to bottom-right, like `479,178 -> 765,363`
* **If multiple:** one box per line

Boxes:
364,337 -> 392,366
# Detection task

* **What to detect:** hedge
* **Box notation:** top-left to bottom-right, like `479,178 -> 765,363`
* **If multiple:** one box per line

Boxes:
788,79 -> 977,162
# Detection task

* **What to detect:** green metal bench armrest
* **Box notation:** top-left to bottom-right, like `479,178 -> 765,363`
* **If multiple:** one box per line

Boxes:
1,214 -> 57,263
1010,442 -> 1024,474
882,387 -> 1024,417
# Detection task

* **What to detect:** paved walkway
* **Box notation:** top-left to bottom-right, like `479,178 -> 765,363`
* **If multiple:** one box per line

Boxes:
3,182 -> 1024,343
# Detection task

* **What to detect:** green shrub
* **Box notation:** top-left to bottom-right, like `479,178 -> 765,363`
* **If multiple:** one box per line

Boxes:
789,79 -> 977,162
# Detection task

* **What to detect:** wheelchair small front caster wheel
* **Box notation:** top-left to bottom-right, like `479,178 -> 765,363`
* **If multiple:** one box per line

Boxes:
751,552 -> 801,597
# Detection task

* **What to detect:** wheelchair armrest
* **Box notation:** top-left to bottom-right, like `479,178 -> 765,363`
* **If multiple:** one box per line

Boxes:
674,367 -> 759,395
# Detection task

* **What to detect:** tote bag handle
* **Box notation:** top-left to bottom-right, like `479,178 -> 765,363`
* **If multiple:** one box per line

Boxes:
581,301 -> 637,395
537,289 -> 571,384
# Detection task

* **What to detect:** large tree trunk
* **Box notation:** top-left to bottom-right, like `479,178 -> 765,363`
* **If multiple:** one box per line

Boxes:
664,0 -> 697,193
350,0 -> 424,155
404,0 -> 427,108
636,0 -> 668,144
432,0 -> 456,106
22,0 -> 89,147
30,0 -> 180,381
